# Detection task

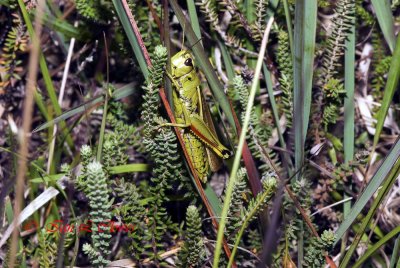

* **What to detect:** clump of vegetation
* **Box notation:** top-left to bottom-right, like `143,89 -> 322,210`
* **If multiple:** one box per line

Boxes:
0,0 -> 399,267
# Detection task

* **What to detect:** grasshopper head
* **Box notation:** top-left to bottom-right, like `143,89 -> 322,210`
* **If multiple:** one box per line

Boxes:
170,50 -> 195,78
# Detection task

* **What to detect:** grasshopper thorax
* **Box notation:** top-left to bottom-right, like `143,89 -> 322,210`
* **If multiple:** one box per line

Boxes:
170,50 -> 195,78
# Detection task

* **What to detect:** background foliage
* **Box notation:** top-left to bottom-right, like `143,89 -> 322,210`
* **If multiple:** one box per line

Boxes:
0,0 -> 400,267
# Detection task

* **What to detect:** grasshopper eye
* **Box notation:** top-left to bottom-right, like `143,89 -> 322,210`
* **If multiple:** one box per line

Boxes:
184,58 -> 193,67
222,149 -> 231,158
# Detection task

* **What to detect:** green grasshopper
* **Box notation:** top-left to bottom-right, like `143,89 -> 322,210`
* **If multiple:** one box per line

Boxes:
162,50 -> 231,182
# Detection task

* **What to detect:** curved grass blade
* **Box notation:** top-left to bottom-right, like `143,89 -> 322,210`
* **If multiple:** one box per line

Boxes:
373,33 -> 400,148
213,17 -> 274,268
0,178 -> 67,248
389,235 -> 400,268
352,226 -> 400,268
262,63 -> 292,172
339,157 -> 400,267
293,0 -> 317,180
33,82 -> 135,132
219,41 -> 263,194
112,0 -> 149,78
371,0 -> 396,53
335,136 -> 400,245
186,0 -> 202,44
18,0 -> 73,147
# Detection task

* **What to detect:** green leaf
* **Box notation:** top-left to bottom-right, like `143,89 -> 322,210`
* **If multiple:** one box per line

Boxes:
112,0 -> 149,78
335,136 -> 400,245
373,33 -> 400,147
218,41 -> 235,81
41,14 -> 79,38
389,235 -> 400,268
186,0 -> 202,43
344,20 -> 355,163
203,184 -> 222,216
18,0 -> 74,147
33,83 -> 135,132
293,0 -> 317,179
213,17 -> 274,268
31,173 -> 65,183
263,63 -> 292,170
339,156 -> 400,267
109,164 -> 150,174
371,0 -> 396,53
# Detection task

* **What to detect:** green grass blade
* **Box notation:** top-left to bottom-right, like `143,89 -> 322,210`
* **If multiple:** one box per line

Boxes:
390,235 -> 400,268
339,158 -> 400,267
112,0 -> 149,78
263,63 -> 284,146
18,0 -> 73,147
262,63 -> 292,171
267,0 -> 279,19
30,173 -> 65,183
212,18 -> 274,268
96,93 -> 109,161
112,82 -> 137,99
335,136 -> 400,245
218,41 -> 235,81
33,97 -> 102,132
344,21 -> 355,164
282,0 -> 294,54
186,0 -> 202,43
371,0 -> 396,52
30,164 -> 149,184
109,164 -> 150,174
342,16 -> 355,259
293,0 -> 317,179
169,0 -> 236,132
203,184 -> 222,216
41,13 -> 79,38
33,83 -> 135,132
352,226 -> 400,268
373,33 -> 400,148
33,90 -> 50,122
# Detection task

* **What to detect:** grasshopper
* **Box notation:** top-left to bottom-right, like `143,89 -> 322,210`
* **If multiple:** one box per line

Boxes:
162,50 -> 231,182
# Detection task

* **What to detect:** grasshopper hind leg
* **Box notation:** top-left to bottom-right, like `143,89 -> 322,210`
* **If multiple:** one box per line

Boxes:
184,133 -> 209,183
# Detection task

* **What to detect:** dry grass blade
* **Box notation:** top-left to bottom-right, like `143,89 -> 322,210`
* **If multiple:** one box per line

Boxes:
8,0 -> 46,266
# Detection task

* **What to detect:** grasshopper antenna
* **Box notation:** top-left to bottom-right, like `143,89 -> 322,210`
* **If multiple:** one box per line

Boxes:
181,21 -> 186,49
189,37 -> 203,50
181,37 -> 203,57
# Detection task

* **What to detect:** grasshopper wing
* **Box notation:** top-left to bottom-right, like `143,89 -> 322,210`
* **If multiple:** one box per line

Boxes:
195,92 -> 230,171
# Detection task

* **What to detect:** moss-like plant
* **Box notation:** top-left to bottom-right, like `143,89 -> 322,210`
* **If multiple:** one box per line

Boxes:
0,12 -> 27,97
303,230 -> 335,267
113,178 -> 147,260
178,205 -> 206,267
228,175 -> 278,266
75,0 -> 112,23
82,161 -> 112,267
225,167 -> 248,242
276,30 -> 294,128
233,75 -> 280,175
320,0 -> 355,86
